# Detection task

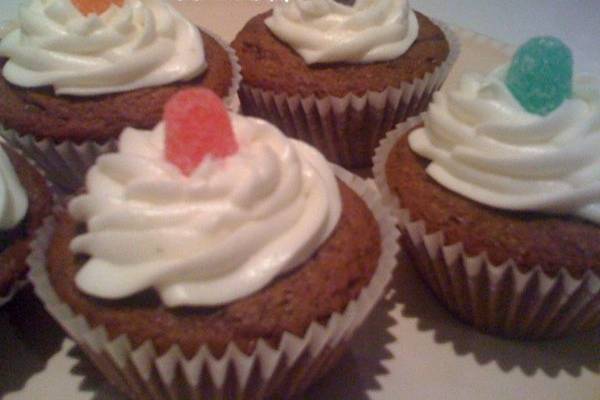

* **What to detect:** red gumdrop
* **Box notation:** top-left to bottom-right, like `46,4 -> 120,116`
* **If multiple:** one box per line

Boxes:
164,89 -> 238,175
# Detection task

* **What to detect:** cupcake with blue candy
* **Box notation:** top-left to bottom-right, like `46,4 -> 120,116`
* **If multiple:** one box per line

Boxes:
375,36 -> 600,339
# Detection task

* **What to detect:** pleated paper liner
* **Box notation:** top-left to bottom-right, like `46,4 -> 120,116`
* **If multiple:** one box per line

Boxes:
28,167 -> 400,399
238,20 -> 460,170
1,29 -> 241,193
373,116 -> 600,339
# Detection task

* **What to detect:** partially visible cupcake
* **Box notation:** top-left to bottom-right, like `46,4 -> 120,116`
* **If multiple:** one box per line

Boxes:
0,144 -> 52,305
30,89 -> 398,399
374,37 -> 600,339
232,0 -> 458,170
0,0 -> 240,191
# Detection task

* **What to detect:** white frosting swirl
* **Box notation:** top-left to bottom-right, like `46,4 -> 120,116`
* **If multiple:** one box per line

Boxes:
0,147 -> 28,231
265,0 -> 419,64
409,66 -> 600,224
68,114 -> 342,306
0,0 -> 206,96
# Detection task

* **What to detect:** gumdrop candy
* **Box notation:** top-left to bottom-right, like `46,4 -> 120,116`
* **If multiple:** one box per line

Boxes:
72,0 -> 124,16
164,89 -> 238,175
506,36 -> 573,116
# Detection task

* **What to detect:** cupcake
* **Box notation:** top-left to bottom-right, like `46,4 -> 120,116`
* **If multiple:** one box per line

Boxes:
0,144 -> 52,305
232,0 -> 458,170
29,89 -> 398,399
0,0 -> 240,191
374,37 -> 600,339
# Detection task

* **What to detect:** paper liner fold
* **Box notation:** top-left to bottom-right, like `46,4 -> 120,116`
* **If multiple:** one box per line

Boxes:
238,21 -> 460,169
28,167 -> 399,399
0,129 -> 116,193
1,30 -> 241,193
373,117 -> 600,339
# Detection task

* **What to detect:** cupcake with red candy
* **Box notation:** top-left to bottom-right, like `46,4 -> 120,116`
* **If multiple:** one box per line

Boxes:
29,89 -> 398,399
374,37 -> 600,339
0,0 -> 240,191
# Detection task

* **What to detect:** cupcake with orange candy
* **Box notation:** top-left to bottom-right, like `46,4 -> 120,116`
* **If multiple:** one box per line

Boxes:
29,89 -> 398,399
0,0 -> 240,191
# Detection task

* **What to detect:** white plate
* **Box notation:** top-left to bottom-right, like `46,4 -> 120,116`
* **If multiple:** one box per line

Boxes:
1,2 -> 599,399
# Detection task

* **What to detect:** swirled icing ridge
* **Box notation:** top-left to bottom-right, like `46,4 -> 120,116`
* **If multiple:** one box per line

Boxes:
265,0 -> 419,64
69,113 -> 342,306
0,0 -> 206,95
409,66 -> 600,224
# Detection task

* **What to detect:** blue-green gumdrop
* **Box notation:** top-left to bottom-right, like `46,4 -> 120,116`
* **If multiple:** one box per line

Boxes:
505,36 -> 573,116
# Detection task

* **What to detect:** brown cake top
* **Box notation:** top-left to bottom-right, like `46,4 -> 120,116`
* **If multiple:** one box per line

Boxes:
0,31 -> 233,143
232,11 -> 449,98
47,181 -> 381,358
386,133 -> 600,278
0,145 -> 52,296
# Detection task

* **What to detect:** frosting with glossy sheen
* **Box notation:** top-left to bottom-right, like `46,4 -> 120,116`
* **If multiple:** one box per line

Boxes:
68,114 -> 342,306
265,0 -> 419,64
0,147 -> 28,231
409,66 -> 600,224
0,0 -> 206,96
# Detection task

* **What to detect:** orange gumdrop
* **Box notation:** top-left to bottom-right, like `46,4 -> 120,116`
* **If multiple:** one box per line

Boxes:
164,89 -> 238,175
72,0 -> 124,16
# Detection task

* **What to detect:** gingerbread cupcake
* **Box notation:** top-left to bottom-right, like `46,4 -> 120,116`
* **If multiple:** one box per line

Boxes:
30,89 -> 399,398
374,37 -> 600,339
0,0 -> 240,191
0,144 -> 52,305
232,0 -> 458,169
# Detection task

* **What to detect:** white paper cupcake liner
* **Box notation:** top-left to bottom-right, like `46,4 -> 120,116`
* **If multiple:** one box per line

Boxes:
373,117 -> 600,339
237,20 -> 459,169
0,30 -> 241,193
214,29 -> 242,111
0,126 -> 115,193
28,168 -> 399,399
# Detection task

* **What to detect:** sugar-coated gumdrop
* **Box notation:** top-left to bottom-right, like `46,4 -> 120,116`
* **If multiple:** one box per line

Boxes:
506,36 -> 573,116
164,89 -> 238,175
71,0 -> 124,16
